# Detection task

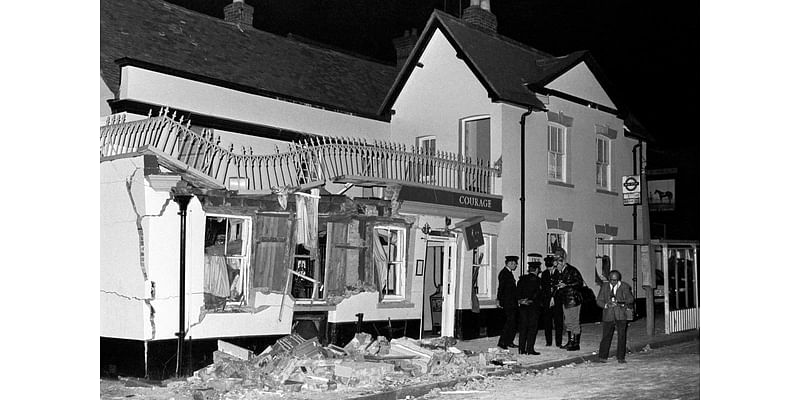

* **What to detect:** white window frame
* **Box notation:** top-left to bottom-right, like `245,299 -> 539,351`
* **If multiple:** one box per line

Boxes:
596,235 -> 614,282
416,135 -> 437,183
596,136 -> 611,190
471,234 -> 494,299
205,214 -> 252,306
461,116 -> 492,192
546,230 -> 568,258
375,225 -> 407,301
548,124 -> 567,182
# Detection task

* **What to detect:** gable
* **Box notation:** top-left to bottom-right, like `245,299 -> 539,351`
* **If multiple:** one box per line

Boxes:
545,62 -> 617,110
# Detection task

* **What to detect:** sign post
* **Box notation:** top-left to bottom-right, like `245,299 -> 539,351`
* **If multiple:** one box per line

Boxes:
622,175 -> 642,206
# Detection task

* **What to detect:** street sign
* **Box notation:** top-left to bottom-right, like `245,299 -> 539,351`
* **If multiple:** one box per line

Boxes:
622,175 -> 641,206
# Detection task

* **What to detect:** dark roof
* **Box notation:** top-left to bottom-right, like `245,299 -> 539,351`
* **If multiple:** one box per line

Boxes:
380,10 -> 630,118
100,0 -> 398,119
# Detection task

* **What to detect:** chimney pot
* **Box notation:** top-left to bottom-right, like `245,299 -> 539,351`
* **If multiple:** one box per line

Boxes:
462,0 -> 497,33
224,0 -> 254,28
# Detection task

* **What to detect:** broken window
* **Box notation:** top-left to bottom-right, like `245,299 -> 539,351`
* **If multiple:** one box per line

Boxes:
471,234 -> 494,299
291,241 -> 326,301
374,226 -> 407,300
203,215 -> 251,310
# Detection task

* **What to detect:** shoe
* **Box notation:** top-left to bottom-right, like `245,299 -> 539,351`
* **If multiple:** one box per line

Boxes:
596,358 -> 608,363
545,343 -> 552,347
561,332 -> 572,349
529,350 -> 540,355
508,343 -> 519,348
497,343 -> 508,350
618,359 -> 627,364
566,334 -> 581,351
518,349 -> 527,355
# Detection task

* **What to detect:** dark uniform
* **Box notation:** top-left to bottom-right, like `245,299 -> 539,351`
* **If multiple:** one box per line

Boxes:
539,256 -> 563,347
517,258 -> 544,355
497,255 -> 519,349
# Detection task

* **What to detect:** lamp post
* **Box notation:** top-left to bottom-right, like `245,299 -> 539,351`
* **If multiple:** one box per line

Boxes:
172,191 -> 193,377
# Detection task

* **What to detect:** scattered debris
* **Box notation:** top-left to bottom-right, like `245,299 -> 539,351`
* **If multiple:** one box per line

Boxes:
170,332 -> 523,398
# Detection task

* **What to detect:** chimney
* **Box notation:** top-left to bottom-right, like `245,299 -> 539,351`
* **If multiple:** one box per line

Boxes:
393,28 -> 419,66
224,0 -> 254,28
462,0 -> 497,33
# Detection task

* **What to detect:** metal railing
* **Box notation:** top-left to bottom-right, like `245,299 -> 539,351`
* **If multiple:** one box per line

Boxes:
100,110 -> 501,194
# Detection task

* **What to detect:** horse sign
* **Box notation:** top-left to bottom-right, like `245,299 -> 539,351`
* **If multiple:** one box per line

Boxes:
622,175 -> 641,206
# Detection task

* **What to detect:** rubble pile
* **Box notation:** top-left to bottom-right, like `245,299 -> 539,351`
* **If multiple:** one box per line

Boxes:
183,333 -> 521,398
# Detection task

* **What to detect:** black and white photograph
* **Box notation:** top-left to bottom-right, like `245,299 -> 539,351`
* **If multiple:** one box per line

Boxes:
79,0 -> 718,398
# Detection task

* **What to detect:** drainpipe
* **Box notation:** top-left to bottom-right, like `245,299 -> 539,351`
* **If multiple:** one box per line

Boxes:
519,107 -> 533,267
172,193 -> 193,377
631,142 -> 641,306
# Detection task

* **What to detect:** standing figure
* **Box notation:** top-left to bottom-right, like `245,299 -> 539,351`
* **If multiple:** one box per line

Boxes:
539,255 -> 563,347
554,249 -> 584,351
596,270 -> 635,363
496,255 -> 519,349
517,254 -> 544,355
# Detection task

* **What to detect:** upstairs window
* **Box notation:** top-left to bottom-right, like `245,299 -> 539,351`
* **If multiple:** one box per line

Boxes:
596,137 -> 611,190
546,231 -> 568,257
416,135 -> 437,183
548,125 -> 566,182
461,117 -> 491,193
374,226 -> 407,300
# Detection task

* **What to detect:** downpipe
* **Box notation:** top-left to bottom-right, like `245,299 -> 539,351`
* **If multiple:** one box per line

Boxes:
519,107 -> 533,264
172,193 -> 193,377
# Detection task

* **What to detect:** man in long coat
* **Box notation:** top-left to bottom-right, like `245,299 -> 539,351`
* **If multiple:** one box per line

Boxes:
517,255 -> 544,355
496,255 -> 519,349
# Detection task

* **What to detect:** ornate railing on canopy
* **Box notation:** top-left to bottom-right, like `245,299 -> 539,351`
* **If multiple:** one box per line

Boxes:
100,110 -> 500,195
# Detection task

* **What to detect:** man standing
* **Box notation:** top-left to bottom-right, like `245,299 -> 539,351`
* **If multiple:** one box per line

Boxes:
596,270 -> 635,363
539,255 -> 563,347
517,254 -> 544,355
496,255 -> 519,349
554,249 -> 584,351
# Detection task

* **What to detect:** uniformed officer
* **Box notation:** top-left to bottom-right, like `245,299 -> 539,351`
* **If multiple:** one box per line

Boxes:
517,253 -> 544,355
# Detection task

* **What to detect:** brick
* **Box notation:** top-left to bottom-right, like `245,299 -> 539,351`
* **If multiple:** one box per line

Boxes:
217,340 -> 253,361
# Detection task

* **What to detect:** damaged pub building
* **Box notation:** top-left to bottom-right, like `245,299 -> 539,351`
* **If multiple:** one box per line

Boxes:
100,0 -> 650,378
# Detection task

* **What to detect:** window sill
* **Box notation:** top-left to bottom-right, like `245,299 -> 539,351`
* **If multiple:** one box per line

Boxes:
377,300 -> 416,309
547,180 -> 575,189
596,188 -> 618,196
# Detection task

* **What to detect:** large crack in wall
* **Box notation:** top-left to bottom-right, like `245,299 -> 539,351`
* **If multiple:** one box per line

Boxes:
125,168 -> 172,340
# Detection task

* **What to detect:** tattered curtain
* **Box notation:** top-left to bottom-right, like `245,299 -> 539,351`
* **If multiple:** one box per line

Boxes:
373,229 -> 388,299
295,192 -> 319,250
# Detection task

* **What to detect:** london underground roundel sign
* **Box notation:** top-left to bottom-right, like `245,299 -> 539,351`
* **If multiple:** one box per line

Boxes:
622,175 -> 641,205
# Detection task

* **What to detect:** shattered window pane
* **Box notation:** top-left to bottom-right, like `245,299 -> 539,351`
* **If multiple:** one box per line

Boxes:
204,215 -> 251,310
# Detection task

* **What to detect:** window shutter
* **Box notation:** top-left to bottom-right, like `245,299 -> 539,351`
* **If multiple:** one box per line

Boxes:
251,214 -> 291,292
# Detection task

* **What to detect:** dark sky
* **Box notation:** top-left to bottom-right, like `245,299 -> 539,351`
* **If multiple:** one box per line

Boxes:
164,0 -> 698,152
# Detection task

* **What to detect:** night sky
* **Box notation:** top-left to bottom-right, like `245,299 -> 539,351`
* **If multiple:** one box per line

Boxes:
162,0 -> 699,236
164,0 -> 697,148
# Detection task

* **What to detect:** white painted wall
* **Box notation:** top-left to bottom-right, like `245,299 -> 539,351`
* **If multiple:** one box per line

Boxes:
389,29 -> 503,170
100,157 -> 150,340
546,62 -> 617,110
119,66 -> 391,141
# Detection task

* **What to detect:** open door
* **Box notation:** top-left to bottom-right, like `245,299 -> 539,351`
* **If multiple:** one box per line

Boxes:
421,237 -> 458,338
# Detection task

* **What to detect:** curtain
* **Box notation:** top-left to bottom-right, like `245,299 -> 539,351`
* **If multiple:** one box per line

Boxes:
295,192 -> 319,250
373,229 -> 388,298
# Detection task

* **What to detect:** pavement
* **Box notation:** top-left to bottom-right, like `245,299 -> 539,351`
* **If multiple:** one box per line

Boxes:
347,315 -> 700,400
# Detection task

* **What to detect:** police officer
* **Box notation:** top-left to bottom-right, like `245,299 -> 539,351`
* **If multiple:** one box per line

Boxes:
539,254 -> 563,347
517,253 -> 544,355
496,255 -> 519,349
